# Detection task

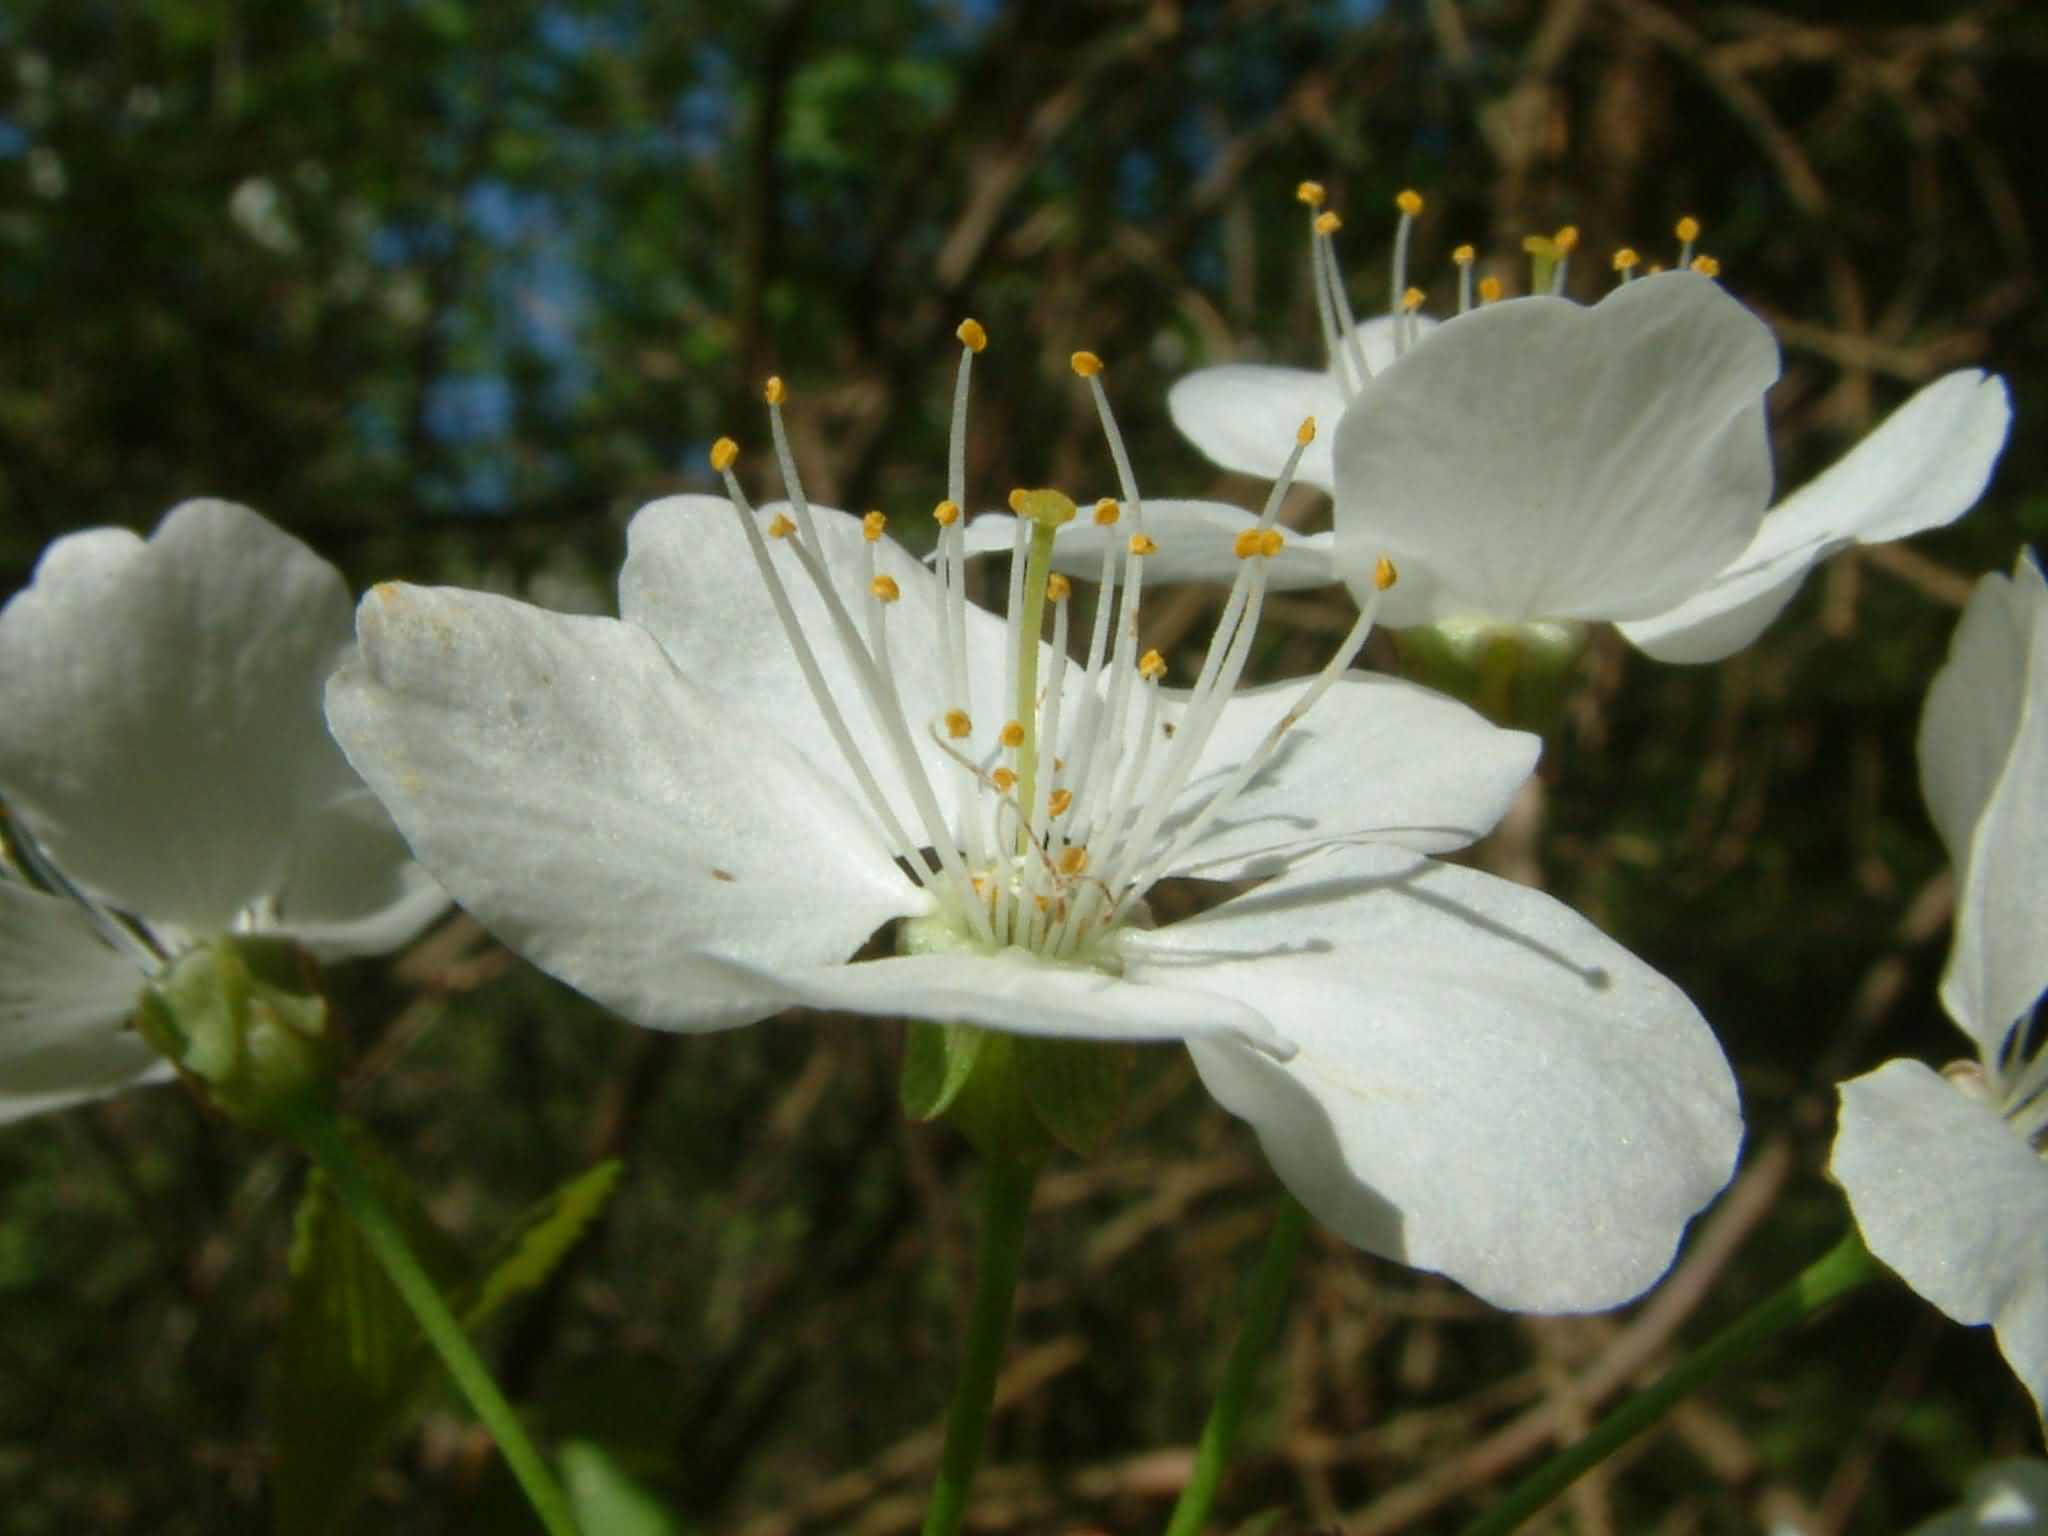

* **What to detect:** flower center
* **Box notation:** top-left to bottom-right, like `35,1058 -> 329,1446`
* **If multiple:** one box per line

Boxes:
708,326 -> 1397,970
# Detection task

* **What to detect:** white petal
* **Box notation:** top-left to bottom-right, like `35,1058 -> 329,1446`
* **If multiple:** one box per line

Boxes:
1156,673 -> 1538,878
1168,365 -> 1345,491
619,496 -> 1010,843
0,1035 -> 173,1127
1910,1460 -> 2048,1536
959,502 -> 1338,592
0,881 -> 149,1063
1127,843 -> 1741,1312
1621,371 -> 2012,663
0,500 -> 358,934
1833,1059 -> 2048,1423
326,583 -> 928,1034
1919,553 -> 2048,1057
1332,274 -> 1779,628
270,786 -> 449,960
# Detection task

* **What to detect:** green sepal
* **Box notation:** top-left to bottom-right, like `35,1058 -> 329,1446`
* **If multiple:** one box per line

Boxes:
272,1125 -> 623,1536
1017,1036 -> 1134,1158
135,934 -> 339,1133
1393,617 -> 1589,735
904,1023 -> 1135,1164
901,1020 -> 987,1123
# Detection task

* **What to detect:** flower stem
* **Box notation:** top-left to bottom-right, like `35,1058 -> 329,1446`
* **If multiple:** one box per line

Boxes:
1162,1194 -> 1310,1536
921,1154 -> 1038,1536
1455,1227 -> 1879,1536
284,1104 -> 583,1536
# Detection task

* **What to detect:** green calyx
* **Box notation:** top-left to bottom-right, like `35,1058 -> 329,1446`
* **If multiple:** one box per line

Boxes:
901,1022 -> 1135,1165
1394,617 -> 1589,735
135,935 -> 340,1133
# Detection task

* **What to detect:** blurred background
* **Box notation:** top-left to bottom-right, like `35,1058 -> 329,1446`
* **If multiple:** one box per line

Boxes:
2,1 -> 2045,1531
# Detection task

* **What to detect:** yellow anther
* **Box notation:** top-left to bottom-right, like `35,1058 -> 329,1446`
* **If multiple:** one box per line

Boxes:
1451,243 -> 1476,266
1477,275 -> 1504,304
1015,487 -> 1078,529
991,767 -> 1018,793
869,574 -> 901,604
1374,555 -> 1398,591
1689,254 -> 1722,278
763,376 -> 786,406
1296,416 -> 1316,446
1070,350 -> 1104,377
1034,894 -> 1050,913
1138,649 -> 1167,681
934,499 -> 961,527
1401,286 -> 1426,312
1295,180 -> 1326,208
944,709 -> 973,739
1128,533 -> 1158,557
767,513 -> 797,540
1092,497 -> 1120,526
709,437 -> 739,473
1313,210 -> 1342,236
1048,788 -> 1074,817
1675,215 -> 1701,243
1258,528 -> 1285,558
1395,188 -> 1424,217
1612,247 -> 1640,272
1233,528 -> 1262,560
861,510 -> 887,541
1646,262 -> 1666,274
1046,572 -> 1072,602
956,317 -> 988,353
1000,720 -> 1026,749
1553,224 -> 1580,253
1057,847 -> 1089,876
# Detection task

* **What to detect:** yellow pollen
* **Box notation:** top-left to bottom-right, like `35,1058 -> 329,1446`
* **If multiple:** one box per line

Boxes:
1046,572 -> 1071,602
944,709 -> 973,739
1646,262 -> 1666,274
1675,215 -> 1701,243
1295,180 -> 1326,207
1048,788 -> 1073,817
1015,487 -> 1078,529
1689,254 -> 1722,278
1313,211 -> 1342,236
869,574 -> 900,604
1138,649 -> 1167,681
991,767 -> 1017,793
1000,720 -> 1026,749
861,510 -> 887,541
956,317 -> 988,353
763,376 -> 786,405
1128,533 -> 1158,557
1233,528 -> 1262,561
1296,417 -> 1316,445
1477,275 -> 1503,304
1401,286 -> 1426,312
1058,847 -> 1089,876
1070,350 -> 1104,377
934,498 -> 961,527
1612,247 -> 1640,272
709,437 -> 739,473
1259,528 -> 1285,558
1395,188 -> 1424,217
1553,224 -> 1580,252
1034,894 -> 1049,914
767,513 -> 797,540
1093,497 -> 1120,526
1374,555 -> 1398,591
1008,487 -> 1029,514
1451,243 -> 1476,266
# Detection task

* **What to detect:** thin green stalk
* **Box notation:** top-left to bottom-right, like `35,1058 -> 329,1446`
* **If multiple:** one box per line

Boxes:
1163,1194 -> 1311,1536
922,1154 -> 1038,1536
285,1105 -> 582,1536
1457,1227 -> 1880,1536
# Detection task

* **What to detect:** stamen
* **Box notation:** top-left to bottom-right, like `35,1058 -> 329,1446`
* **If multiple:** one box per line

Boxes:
1295,180 -> 1326,208
1048,788 -> 1074,817
1390,188 -> 1422,327
1306,202 -> 1358,397
1453,244 -> 1476,314
767,513 -> 797,540
1093,498 -> 1119,526
1612,246 -> 1640,285
1129,533 -> 1158,557
945,709 -> 973,739
934,499 -> 961,527
862,510 -> 887,541
1675,214 -> 1700,268
1689,254 -> 1721,279
991,767 -> 1017,792
1138,649 -> 1166,681
764,376 -> 786,406
1000,720 -> 1026,748
1549,225 -> 1578,295
869,574 -> 900,603
1478,275 -> 1503,305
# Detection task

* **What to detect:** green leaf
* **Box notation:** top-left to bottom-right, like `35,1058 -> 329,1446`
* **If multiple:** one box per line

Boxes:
559,1440 -> 690,1536
900,1020 -> 986,1122
461,1160 -> 624,1330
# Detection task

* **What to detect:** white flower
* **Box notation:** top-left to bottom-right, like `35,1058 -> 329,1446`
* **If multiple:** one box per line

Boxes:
1830,551 -> 2048,1427
327,335 -> 1741,1312
1910,1460 -> 2048,1536
0,501 -> 447,1125
1160,193 -> 2011,663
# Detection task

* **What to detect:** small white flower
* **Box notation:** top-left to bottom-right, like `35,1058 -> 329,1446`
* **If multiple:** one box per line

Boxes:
0,501 -> 446,1125
329,333 -> 1741,1312
1161,192 -> 2012,663
1831,551 -> 2048,1427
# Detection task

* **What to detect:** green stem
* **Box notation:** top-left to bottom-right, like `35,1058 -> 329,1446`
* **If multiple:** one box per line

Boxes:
285,1104 -> 582,1536
1163,1195 -> 1310,1536
1456,1227 -> 1879,1536
921,1154 -> 1038,1536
